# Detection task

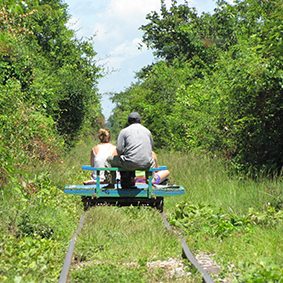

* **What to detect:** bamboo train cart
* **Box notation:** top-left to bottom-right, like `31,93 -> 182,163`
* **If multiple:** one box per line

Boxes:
64,165 -> 185,212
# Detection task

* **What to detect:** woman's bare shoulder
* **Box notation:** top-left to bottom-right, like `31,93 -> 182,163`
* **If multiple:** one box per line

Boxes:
92,145 -> 100,154
110,143 -> 117,155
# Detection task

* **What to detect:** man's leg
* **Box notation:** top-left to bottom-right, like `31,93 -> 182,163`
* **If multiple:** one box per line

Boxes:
105,155 -> 122,185
146,159 -> 157,184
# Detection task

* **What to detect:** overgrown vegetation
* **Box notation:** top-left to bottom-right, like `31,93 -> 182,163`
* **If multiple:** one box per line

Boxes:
0,0 -> 102,281
168,200 -> 283,282
2,0 -> 283,282
158,151 -> 283,282
0,0 -> 104,187
0,174 -> 83,282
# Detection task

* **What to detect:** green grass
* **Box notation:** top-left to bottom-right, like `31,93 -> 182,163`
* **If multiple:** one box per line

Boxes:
74,206 -> 181,262
68,206 -> 200,282
156,150 -> 283,282
159,151 -> 283,214
2,139 -> 283,282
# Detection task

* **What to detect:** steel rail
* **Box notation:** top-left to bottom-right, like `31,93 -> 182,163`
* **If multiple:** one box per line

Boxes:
58,212 -> 86,283
161,212 -> 215,283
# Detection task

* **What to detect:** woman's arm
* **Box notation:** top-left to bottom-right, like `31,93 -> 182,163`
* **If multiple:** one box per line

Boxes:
90,148 -> 94,167
112,146 -> 118,156
152,151 -> 159,168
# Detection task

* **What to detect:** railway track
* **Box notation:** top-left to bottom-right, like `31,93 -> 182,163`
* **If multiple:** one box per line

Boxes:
161,212 -> 215,283
59,208 -> 217,283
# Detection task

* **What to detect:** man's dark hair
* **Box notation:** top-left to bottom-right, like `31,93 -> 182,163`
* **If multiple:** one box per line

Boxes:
128,112 -> 141,124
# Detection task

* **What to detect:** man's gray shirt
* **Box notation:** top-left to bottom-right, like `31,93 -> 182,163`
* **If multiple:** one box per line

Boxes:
116,123 -> 154,170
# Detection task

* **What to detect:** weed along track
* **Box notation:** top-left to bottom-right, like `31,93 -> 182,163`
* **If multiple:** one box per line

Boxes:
59,206 -> 217,283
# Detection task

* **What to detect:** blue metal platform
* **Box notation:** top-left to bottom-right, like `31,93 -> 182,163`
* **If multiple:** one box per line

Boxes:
64,183 -> 185,198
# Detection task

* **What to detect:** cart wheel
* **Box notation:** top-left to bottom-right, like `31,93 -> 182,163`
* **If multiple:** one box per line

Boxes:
81,196 -> 91,211
156,197 -> 164,212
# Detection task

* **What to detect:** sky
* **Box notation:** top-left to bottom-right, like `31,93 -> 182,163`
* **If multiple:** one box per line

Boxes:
64,0 -> 220,119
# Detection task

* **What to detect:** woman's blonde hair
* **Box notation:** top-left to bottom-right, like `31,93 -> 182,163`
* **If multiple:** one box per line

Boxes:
98,128 -> 111,143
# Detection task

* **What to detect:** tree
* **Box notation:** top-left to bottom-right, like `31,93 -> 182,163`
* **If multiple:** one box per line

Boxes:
19,0 -> 103,142
0,0 -> 103,177
110,0 -> 283,174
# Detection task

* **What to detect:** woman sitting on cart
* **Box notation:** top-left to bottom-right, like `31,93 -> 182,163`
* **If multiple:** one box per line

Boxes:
83,129 -> 118,185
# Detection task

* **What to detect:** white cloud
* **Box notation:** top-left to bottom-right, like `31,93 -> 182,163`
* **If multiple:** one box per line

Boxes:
109,0 -> 164,20
99,38 -> 145,70
91,0 -> 164,44
110,38 -> 143,58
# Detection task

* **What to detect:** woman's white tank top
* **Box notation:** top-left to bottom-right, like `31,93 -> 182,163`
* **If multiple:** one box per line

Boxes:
92,143 -> 116,181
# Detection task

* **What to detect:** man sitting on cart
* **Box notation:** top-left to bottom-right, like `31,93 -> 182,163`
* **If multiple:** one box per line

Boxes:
104,112 -> 156,188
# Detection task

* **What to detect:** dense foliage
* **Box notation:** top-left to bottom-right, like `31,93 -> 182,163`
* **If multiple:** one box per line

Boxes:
0,0 -> 103,185
1,0 -> 283,281
109,0 -> 283,174
0,2 -> 103,280
0,172 -> 83,282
